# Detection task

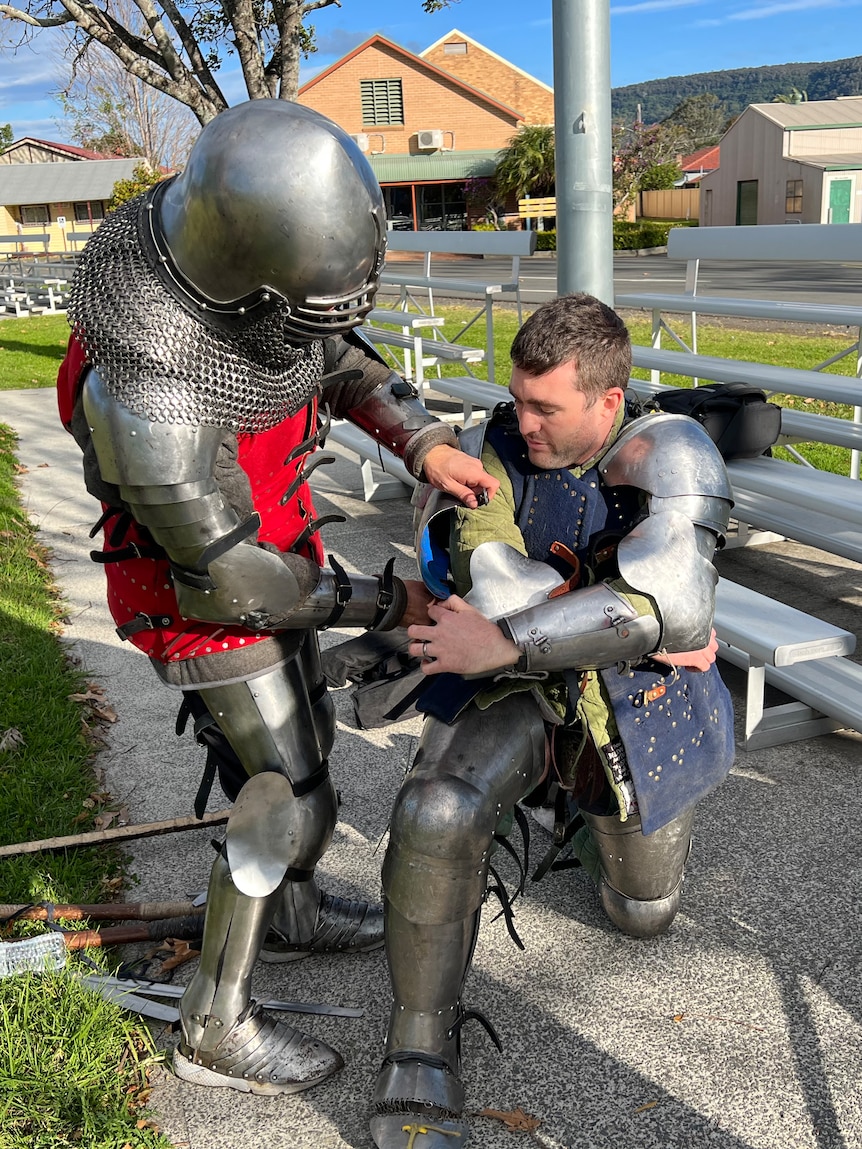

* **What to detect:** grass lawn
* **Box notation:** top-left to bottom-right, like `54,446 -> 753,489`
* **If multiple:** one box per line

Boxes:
0,414 -> 171,1148
0,313 -> 70,389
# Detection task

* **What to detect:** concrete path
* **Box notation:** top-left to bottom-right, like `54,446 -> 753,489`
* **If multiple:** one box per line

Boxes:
4,385 -> 862,1149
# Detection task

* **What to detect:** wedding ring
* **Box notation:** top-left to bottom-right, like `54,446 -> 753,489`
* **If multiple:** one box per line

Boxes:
422,640 -> 430,660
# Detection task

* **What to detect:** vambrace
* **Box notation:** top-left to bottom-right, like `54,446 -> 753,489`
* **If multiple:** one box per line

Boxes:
345,372 -> 457,479
174,548 -> 406,633
497,582 -> 661,676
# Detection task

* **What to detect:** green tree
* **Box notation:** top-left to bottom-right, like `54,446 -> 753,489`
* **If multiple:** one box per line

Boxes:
662,93 -> 727,152
640,160 -> 681,191
107,160 -> 169,210
495,124 -> 556,201
613,120 -> 686,214
773,87 -> 808,104
0,1 -> 454,126
463,176 -> 502,229
0,123 -> 13,152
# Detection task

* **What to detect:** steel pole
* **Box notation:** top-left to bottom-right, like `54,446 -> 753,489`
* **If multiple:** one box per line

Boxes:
552,0 -> 614,305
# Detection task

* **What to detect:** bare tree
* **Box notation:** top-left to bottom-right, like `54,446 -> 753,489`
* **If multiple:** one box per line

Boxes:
0,0 -> 455,127
54,3 -> 200,169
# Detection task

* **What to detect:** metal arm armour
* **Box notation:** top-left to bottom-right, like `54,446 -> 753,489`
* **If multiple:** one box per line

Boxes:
463,544 -> 661,675
82,369 -> 406,632
338,329 -> 457,479
490,413 -> 733,674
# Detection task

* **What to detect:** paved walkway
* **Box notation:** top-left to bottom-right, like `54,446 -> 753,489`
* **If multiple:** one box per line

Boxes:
5,386 -> 862,1149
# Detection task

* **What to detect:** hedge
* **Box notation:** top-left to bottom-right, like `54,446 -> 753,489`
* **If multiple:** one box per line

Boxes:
525,220 -> 697,252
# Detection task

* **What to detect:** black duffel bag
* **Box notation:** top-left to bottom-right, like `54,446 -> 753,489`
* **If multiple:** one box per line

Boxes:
644,381 -> 782,461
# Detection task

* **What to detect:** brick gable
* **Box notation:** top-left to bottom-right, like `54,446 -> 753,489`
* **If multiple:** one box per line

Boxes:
422,33 -> 554,127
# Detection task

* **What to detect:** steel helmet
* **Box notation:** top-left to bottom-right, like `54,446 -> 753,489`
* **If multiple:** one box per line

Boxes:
154,100 -> 387,338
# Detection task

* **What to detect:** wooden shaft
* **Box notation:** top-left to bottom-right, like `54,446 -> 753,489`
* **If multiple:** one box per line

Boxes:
0,809 -> 230,859
60,915 -> 206,949
0,902 -> 206,923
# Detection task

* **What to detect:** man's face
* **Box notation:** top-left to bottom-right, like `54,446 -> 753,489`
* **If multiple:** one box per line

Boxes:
509,361 -> 624,470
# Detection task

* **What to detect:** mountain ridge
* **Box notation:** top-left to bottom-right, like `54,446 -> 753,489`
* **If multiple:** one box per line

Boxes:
611,55 -> 862,123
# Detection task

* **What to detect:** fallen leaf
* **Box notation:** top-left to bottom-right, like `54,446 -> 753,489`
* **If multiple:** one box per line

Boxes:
92,704 -> 118,723
149,937 -> 201,971
94,811 -> 118,831
37,462 -> 50,468
635,1101 -> 659,1113
0,728 -> 25,753
477,1106 -> 541,1132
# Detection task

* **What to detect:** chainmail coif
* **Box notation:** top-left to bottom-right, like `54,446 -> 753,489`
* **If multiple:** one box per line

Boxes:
68,194 -> 324,433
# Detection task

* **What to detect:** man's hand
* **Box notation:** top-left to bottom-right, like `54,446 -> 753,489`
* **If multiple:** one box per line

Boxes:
399,579 -> 436,629
653,628 -> 719,673
421,444 -> 500,509
407,595 -> 520,676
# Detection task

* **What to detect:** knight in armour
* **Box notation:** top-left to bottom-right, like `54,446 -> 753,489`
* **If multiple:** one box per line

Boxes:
369,293 -> 736,1148
57,99 -> 496,1095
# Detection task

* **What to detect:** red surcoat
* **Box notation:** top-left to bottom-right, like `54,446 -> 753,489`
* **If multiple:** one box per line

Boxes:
58,335 -> 325,665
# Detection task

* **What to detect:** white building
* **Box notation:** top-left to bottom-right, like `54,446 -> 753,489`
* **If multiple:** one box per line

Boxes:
699,97 -> 862,226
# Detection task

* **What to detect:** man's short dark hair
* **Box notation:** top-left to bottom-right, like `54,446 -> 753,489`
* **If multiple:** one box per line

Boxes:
510,293 -> 632,405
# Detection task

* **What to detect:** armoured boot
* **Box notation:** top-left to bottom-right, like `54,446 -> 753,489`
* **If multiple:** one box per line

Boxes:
174,851 -> 343,1095
370,909 -> 479,1149
260,876 -> 384,962
580,807 -> 695,938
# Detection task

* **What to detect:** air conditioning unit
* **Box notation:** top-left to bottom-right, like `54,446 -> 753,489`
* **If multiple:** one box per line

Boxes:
350,133 -> 370,152
416,129 -> 444,151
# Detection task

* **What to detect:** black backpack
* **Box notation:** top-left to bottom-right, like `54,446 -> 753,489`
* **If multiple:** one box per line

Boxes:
642,382 -> 782,461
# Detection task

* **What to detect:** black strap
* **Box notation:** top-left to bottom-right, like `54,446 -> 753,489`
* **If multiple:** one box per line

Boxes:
532,788 -> 584,882
116,612 -> 173,640
193,755 -> 218,820
90,541 -> 164,564
279,453 -> 336,507
285,866 -> 315,882
290,513 -> 346,555
447,1007 -> 503,1052
197,513 -> 261,568
368,556 -> 396,631
486,863 -> 525,951
291,760 -> 330,798
320,555 -> 353,630
89,506 -> 124,539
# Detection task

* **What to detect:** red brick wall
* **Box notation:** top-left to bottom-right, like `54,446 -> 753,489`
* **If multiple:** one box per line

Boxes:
299,42 -> 521,152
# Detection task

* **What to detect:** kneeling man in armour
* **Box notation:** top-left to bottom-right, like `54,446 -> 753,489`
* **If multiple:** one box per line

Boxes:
370,293 -> 735,1148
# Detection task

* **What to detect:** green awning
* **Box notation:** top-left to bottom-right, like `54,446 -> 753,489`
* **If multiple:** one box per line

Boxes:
368,150 -> 499,184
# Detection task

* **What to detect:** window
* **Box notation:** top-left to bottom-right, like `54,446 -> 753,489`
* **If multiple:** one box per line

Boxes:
74,202 -> 106,223
361,79 -> 404,126
443,41 -> 467,55
20,204 -> 49,227
785,179 -> 803,214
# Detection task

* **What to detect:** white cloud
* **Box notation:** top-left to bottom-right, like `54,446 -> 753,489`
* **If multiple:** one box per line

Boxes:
729,0 -> 844,17
611,0 -> 704,13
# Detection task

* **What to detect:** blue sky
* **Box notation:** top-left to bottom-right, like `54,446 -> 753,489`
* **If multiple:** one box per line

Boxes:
1,0 -> 860,143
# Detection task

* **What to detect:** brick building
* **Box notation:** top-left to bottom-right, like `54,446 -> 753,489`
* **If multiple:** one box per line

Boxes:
298,29 -> 554,230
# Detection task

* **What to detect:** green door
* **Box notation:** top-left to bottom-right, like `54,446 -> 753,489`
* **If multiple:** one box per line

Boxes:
828,179 -> 852,224
736,180 -> 758,225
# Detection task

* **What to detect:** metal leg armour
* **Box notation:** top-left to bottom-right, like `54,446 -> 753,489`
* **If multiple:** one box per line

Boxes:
175,642 -> 379,1094
174,852 -> 343,1094
580,807 -> 695,938
371,695 -> 546,1149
